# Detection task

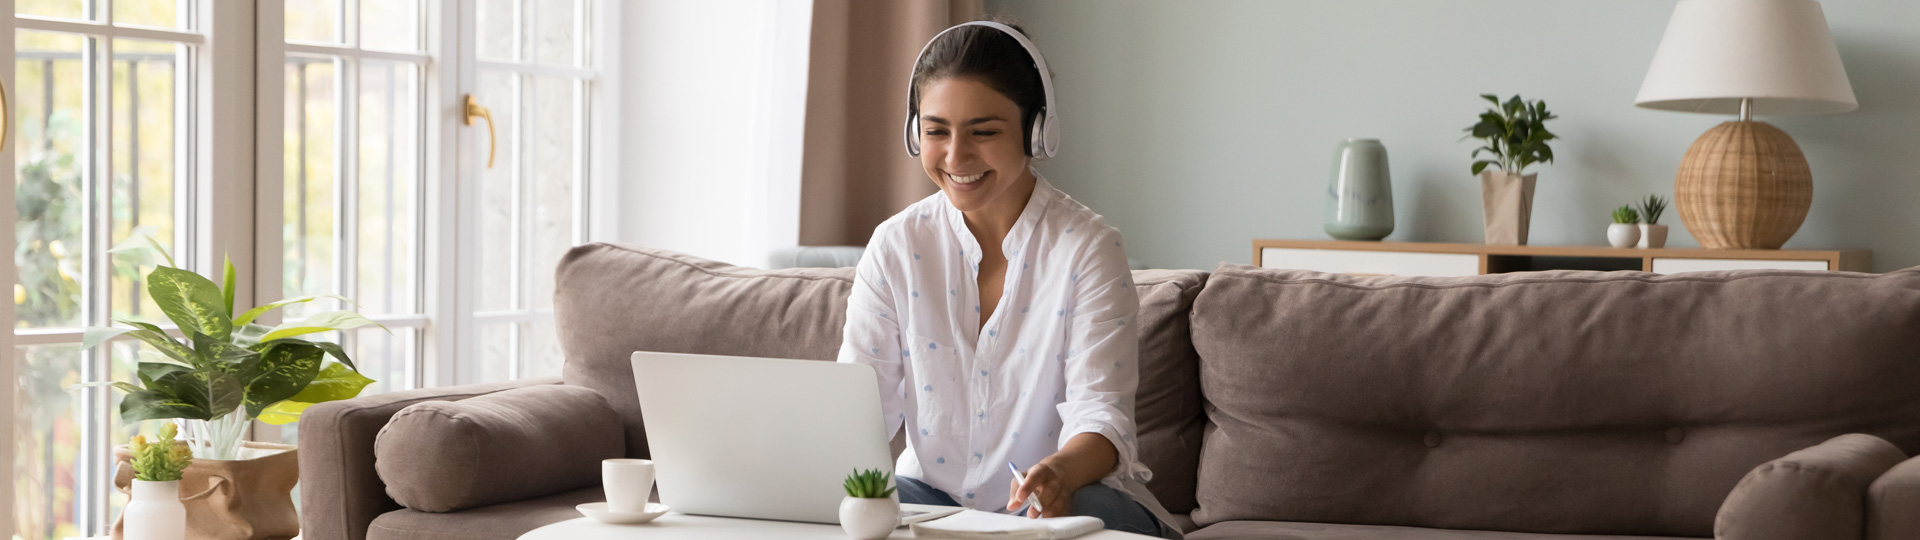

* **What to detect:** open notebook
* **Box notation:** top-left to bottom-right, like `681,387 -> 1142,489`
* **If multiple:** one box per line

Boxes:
909,510 -> 1105,540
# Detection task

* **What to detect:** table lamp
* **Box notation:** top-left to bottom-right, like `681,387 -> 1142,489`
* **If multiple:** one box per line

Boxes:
1635,0 -> 1855,250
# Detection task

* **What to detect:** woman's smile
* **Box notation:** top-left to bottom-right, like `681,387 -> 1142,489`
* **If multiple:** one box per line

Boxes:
946,170 -> 990,193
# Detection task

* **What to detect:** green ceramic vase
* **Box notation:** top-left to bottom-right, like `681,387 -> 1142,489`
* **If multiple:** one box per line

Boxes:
1323,138 -> 1395,241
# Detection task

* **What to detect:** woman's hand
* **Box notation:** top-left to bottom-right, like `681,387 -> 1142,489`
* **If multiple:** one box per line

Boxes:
1006,461 -> 1073,518
1005,433 -> 1118,518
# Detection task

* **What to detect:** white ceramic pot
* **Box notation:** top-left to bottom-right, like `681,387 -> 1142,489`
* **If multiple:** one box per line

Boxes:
1638,223 -> 1669,248
124,480 -> 186,540
1608,223 -> 1641,249
839,496 -> 899,540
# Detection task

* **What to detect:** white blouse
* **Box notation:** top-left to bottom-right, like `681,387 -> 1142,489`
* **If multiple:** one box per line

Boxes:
836,170 -> 1173,529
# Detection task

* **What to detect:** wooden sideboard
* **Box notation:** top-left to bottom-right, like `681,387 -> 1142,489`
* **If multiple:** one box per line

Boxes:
1253,239 -> 1871,276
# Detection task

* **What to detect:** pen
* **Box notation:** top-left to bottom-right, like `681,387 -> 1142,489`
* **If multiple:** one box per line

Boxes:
1007,462 -> 1043,515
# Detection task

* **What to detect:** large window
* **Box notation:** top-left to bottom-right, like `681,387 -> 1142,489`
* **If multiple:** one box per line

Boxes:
9,1 -> 211,538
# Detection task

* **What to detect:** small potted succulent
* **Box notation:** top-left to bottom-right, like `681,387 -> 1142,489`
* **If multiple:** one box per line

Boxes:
1610,206 -> 1642,248
123,423 -> 192,540
839,468 -> 899,540
1638,195 -> 1670,248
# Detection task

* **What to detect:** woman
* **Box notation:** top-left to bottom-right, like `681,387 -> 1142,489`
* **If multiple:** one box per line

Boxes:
835,19 -> 1176,538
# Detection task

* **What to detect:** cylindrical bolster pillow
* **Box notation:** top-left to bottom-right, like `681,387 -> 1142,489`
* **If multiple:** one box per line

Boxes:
1716,433 -> 1907,540
374,384 -> 625,512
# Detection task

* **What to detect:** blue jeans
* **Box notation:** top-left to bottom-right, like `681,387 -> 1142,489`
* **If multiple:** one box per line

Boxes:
896,476 -> 1164,537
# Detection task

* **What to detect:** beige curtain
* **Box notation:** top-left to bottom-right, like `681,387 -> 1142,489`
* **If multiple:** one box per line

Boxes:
799,0 -> 985,246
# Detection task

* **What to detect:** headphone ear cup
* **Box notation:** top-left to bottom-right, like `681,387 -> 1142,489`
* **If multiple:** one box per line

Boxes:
1040,112 -> 1059,158
1028,115 -> 1045,157
904,114 -> 920,157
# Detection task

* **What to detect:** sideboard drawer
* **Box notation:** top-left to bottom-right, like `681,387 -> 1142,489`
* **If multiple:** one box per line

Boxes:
1260,247 -> 1480,276
1651,258 -> 1830,274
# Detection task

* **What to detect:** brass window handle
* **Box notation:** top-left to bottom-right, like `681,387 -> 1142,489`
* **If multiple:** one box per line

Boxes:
1,80 -> 9,152
463,94 -> 494,168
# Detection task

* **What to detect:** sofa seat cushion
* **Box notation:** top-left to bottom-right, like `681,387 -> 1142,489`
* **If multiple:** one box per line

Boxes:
375,384 -> 625,512
1187,521 -> 1699,540
1189,265 -> 1920,536
367,486 -> 605,540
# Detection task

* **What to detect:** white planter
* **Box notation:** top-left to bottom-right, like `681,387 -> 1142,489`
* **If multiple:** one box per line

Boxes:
124,480 -> 186,540
1608,223 -> 1641,249
839,496 -> 899,540
1638,223 -> 1669,248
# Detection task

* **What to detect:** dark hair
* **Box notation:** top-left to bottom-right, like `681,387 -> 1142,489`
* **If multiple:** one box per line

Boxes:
909,18 -> 1049,155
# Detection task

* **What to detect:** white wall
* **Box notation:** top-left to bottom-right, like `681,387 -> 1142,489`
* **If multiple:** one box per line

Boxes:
616,0 -> 811,267
986,0 -> 1920,272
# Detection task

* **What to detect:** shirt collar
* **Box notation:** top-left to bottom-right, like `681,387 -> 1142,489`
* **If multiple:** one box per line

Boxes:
943,165 -> 1057,265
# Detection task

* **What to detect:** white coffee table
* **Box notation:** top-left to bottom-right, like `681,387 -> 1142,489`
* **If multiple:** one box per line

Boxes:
518,512 -> 1155,539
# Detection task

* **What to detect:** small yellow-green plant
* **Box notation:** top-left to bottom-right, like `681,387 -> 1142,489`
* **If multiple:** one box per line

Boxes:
1612,206 -> 1641,225
843,469 -> 895,499
130,423 -> 194,482
1638,194 -> 1668,225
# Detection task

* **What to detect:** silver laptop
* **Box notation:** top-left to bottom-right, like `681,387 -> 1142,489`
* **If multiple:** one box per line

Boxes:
631,351 -> 960,525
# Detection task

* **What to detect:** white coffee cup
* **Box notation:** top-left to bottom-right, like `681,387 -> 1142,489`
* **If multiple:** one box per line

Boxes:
602,458 -> 655,514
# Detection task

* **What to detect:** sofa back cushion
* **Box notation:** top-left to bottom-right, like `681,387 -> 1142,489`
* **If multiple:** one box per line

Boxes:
1130,269 -> 1208,514
1188,265 -> 1920,537
555,244 -> 855,457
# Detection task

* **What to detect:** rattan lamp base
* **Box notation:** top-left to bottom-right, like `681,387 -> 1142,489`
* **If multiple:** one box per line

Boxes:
1674,121 -> 1812,250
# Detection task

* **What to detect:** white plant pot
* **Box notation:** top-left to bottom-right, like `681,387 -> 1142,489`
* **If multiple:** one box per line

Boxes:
1608,223 -> 1641,249
1638,223 -> 1669,248
124,480 -> 186,540
839,496 -> 899,540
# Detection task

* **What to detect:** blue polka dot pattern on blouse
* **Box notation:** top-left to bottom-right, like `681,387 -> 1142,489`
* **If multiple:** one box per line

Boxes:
980,370 -> 988,377
914,253 -> 921,260
924,384 -> 932,391
871,348 -> 880,354
929,342 -> 937,349
921,428 -> 929,436
912,291 -> 919,298
974,305 -> 980,313
937,457 -> 945,464
1066,228 -> 1075,234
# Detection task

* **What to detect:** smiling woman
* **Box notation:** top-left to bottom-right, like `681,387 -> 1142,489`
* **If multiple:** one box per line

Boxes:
835,19 -> 1180,539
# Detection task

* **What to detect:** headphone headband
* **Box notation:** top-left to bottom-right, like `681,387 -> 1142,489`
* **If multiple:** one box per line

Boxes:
903,21 -> 1059,159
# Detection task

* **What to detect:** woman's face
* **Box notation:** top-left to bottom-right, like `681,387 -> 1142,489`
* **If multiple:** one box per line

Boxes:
916,77 -> 1034,215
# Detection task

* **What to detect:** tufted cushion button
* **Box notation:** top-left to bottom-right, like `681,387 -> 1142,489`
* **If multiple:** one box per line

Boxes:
1665,427 -> 1685,444
1423,431 -> 1442,448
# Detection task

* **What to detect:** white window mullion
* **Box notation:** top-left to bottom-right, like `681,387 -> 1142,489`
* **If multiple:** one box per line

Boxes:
0,0 -> 19,534
78,32 -> 115,536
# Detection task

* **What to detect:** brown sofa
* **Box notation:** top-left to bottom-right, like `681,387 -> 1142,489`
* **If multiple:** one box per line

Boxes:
300,243 -> 1920,540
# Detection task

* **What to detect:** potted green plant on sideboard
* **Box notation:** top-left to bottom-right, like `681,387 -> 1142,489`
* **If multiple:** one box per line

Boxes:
1465,93 -> 1558,245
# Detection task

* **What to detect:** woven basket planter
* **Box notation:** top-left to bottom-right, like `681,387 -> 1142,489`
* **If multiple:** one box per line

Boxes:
1674,121 -> 1811,250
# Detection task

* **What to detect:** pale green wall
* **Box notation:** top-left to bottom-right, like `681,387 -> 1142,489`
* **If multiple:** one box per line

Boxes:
982,0 -> 1920,272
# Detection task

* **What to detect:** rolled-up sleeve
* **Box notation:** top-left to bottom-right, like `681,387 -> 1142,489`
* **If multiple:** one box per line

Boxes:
837,231 -> 908,438
1055,228 -> 1149,483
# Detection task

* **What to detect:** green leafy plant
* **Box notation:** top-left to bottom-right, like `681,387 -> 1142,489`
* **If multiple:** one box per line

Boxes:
843,469 -> 896,499
79,232 -> 379,427
1638,194 -> 1668,225
129,423 -> 193,482
1465,94 -> 1559,175
1612,206 -> 1641,225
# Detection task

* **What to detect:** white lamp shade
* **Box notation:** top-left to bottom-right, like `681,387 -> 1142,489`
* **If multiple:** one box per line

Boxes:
1635,0 -> 1856,116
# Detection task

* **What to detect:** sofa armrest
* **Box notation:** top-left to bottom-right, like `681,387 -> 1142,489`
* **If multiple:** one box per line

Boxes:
1869,454 -> 1920,540
298,378 -> 562,540
1716,433 -> 1908,540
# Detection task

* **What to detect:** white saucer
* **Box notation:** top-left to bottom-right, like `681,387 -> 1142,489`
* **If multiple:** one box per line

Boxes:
576,502 -> 670,524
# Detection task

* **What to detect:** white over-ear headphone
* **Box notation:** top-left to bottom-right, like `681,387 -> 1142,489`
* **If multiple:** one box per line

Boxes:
903,21 -> 1059,159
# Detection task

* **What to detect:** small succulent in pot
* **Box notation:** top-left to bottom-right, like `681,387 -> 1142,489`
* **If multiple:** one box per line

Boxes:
1637,194 -> 1671,248
1612,206 -> 1641,224
130,423 -> 193,482
1638,195 -> 1668,225
1609,206 -> 1643,248
839,468 -> 899,540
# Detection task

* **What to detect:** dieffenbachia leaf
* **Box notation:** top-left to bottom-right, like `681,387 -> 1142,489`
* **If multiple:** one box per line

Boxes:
117,320 -> 201,369
256,362 -> 375,425
242,343 -> 325,419
221,255 -> 237,317
105,226 -> 175,268
81,326 -> 134,350
232,294 -> 355,327
120,388 -> 211,422
146,265 -> 234,341
258,311 -> 381,343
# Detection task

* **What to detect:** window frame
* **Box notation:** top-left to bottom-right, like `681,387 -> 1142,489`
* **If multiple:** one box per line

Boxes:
4,0 -> 258,537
